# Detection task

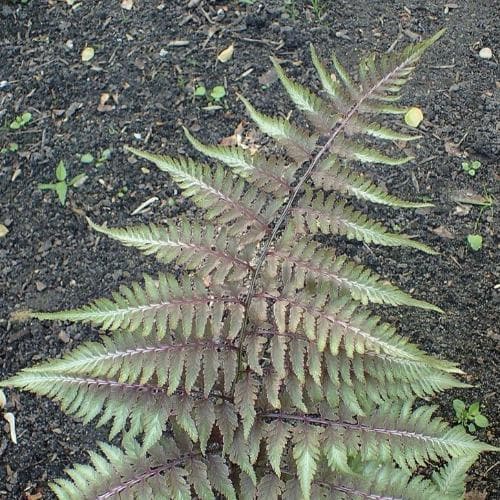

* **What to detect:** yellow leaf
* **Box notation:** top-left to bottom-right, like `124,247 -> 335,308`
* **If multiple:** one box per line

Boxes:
81,46 -> 95,62
404,107 -> 424,128
217,43 -> 234,63
0,224 -> 8,238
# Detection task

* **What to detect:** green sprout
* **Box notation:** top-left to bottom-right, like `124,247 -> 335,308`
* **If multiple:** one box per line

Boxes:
462,160 -> 481,177
38,160 -> 87,206
453,399 -> 489,433
311,0 -> 326,19
210,85 -> 226,102
9,112 -> 32,130
194,85 -> 207,97
466,234 -> 483,251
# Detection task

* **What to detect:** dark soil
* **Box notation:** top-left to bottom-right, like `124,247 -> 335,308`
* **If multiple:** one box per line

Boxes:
0,0 -> 498,498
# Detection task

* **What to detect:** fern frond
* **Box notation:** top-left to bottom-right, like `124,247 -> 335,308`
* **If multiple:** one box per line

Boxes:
331,134 -> 414,165
183,127 -> 294,194
257,332 -> 464,417
88,219 -> 254,283
315,462 -> 453,500
357,29 -> 446,113
312,156 -> 433,208
1,372 -> 172,448
270,235 -> 442,310
50,439 -> 230,500
294,190 -> 436,254
19,331 -> 238,397
271,58 -> 339,134
262,402 -> 496,478
431,455 -> 477,497
276,54 -> 419,143
126,147 -> 279,238
20,273 -> 245,340
261,287 -> 447,361
239,95 -> 318,164
313,29 -> 445,116
346,115 -> 420,141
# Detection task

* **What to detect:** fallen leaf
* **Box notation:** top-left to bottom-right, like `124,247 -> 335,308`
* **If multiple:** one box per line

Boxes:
444,141 -> 466,158
121,0 -> 134,10
217,43 -> 234,63
220,122 -> 245,147
0,389 -> 6,408
81,46 -> 95,62
0,224 -> 8,237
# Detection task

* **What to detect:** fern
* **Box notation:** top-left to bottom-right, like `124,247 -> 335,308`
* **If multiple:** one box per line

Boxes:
2,30 -> 497,499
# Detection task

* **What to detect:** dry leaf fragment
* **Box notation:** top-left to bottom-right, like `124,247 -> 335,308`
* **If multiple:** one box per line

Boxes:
81,46 -> 95,62
431,225 -> 454,239
217,43 -> 234,63
121,0 -> 134,10
97,93 -> 114,112
0,224 -> 8,237
444,141 -> 466,158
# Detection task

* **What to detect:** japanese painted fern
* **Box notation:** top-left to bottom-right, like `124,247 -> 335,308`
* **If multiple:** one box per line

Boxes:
3,31 -> 496,499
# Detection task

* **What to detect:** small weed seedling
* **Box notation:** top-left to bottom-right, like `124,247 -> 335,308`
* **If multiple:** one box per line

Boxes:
462,160 -> 481,176
453,399 -> 489,433
466,234 -> 483,251
38,160 -> 87,206
1,142 -> 19,154
9,112 -> 32,130
194,84 -> 226,103
311,0 -> 326,19
78,148 -> 112,167
210,85 -> 226,102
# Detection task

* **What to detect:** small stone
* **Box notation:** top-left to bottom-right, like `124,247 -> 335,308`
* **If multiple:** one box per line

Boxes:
35,281 -> 46,292
58,330 -> 71,343
479,47 -> 492,59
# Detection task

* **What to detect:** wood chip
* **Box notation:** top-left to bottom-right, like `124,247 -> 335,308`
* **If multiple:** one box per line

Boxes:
121,0 -> 134,10
3,412 -> 17,444
131,197 -> 159,215
168,40 -> 190,47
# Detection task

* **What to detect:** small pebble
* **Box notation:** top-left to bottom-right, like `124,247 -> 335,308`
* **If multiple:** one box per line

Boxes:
479,47 -> 492,59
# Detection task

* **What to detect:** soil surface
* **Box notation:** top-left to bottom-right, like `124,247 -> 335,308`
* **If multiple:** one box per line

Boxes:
0,0 -> 498,498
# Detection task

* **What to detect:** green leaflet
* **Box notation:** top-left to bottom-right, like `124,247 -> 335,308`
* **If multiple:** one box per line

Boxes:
88,218 -> 254,283
183,127 -> 294,194
239,95 -> 318,164
295,190 -> 437,254
312,157 -> 434,208
273,234 -> 443,311
21,273 -> 245,340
